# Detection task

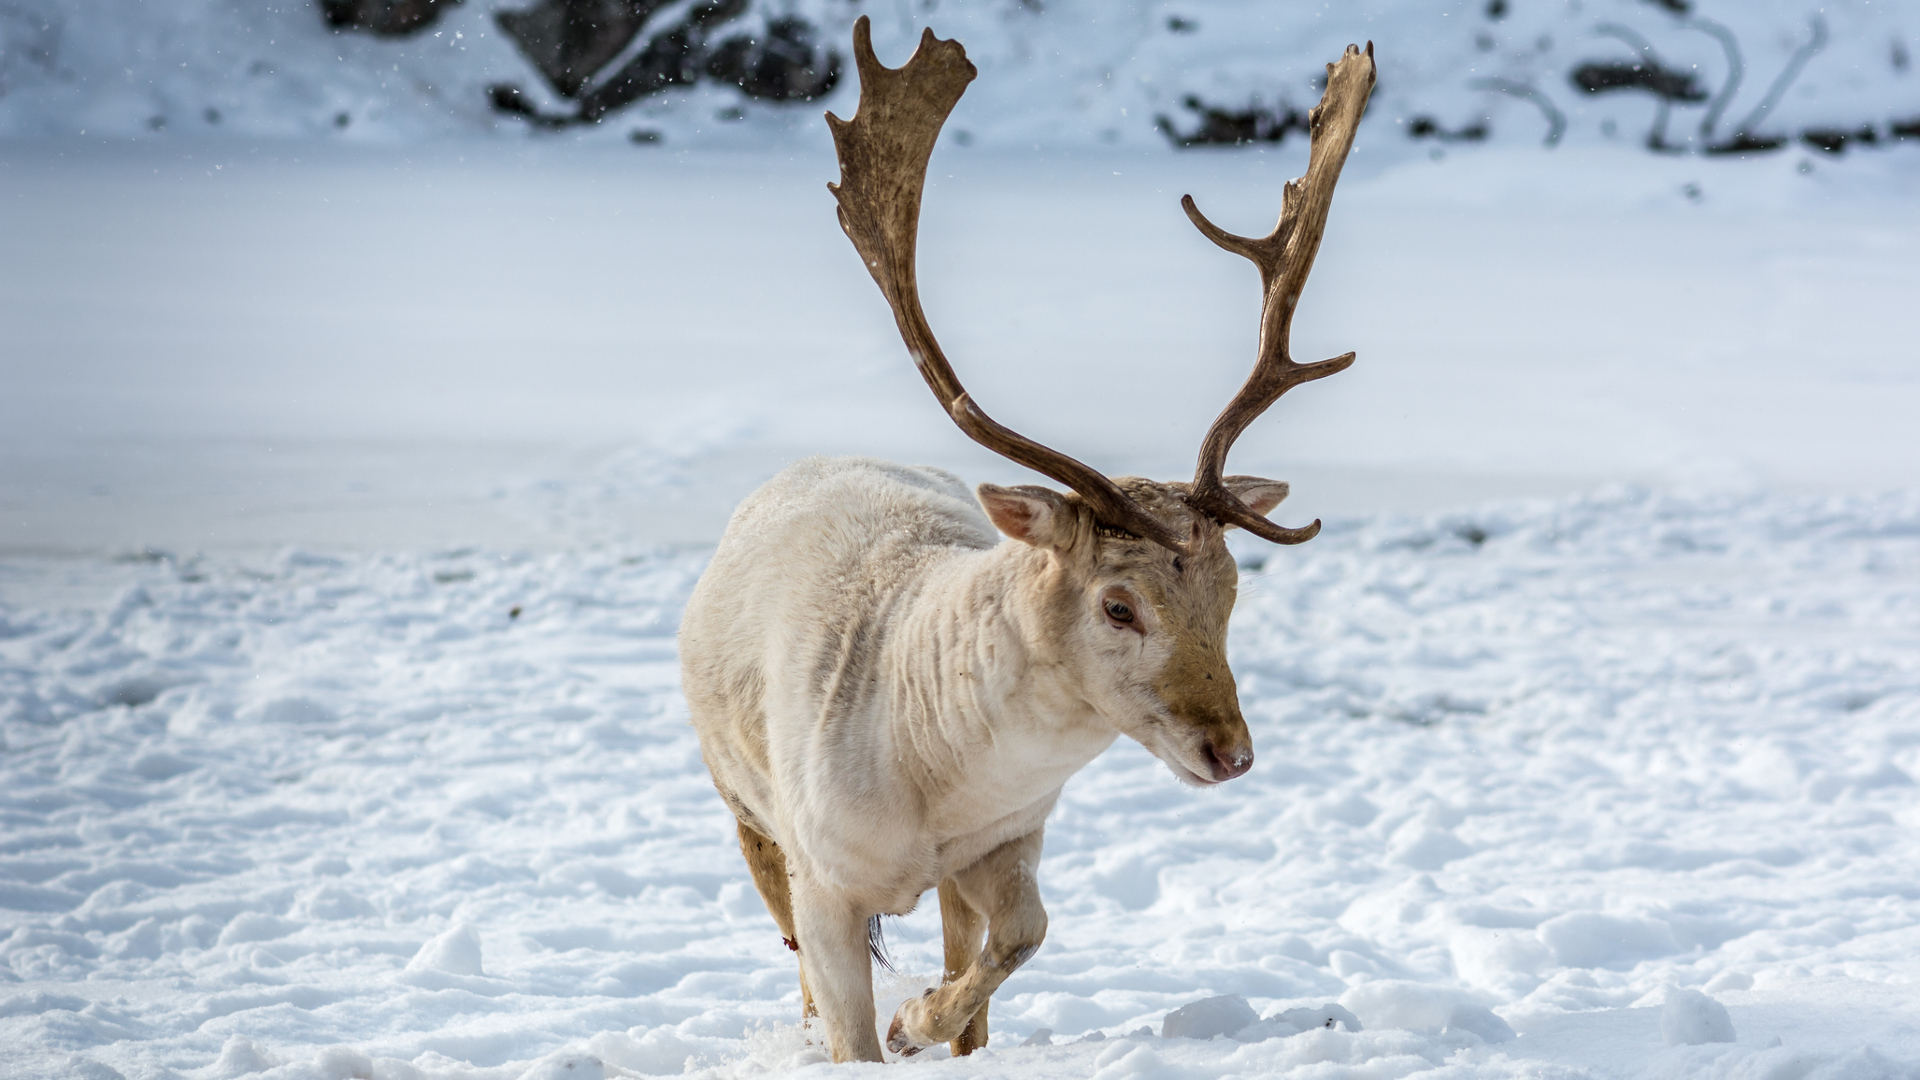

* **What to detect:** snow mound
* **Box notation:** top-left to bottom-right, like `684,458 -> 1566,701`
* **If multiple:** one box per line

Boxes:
205,1035 -> 284,1079
1243,1003 -> 1366,1040
1340,981 -> 1511,1042
1661,986 -> 1737,1046
1160,993 -> 1257,1039
405,922 -> 486,977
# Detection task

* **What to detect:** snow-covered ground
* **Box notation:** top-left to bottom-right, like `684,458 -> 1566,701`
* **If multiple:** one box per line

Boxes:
5,484 -> 1920,1080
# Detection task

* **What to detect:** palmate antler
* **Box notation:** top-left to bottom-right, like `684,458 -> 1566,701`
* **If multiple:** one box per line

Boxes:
1184,43 -> 1375,545
825,19 -> 1190,553
827,17 -> 1375,557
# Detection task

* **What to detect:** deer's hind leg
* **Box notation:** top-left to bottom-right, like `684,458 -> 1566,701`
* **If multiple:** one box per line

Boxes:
938,878 -> 990,1055
736,820 -> 816,1019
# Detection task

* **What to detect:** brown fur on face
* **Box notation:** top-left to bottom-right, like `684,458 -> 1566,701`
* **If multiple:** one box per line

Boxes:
1045,476 -> 1259,784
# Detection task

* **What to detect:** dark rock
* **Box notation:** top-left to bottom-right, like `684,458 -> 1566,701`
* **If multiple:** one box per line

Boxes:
1800,125 -> 1876,154
574,23 -> 702,120
1156,95 -> 1305,147
320,0 -> 462,37
488,0 -> 839,125
1704,131 -> 1787,154
486,82 -> 572,128
494,0 -> 677,98
704,16 -> 841,101
1407,114 -> 1489,142
573,0 -> 744,121
1892,117 -> 1920,139
1571,60 -> 1707,102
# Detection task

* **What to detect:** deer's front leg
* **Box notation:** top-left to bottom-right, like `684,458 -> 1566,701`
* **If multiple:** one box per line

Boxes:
790,871 -> 885,1063
887,829 -> 1046,1055
938,878 -> 989,1056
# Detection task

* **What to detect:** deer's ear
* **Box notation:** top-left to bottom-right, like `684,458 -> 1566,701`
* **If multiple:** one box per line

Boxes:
1221,476 -> 1290,522
977,483 -> 1074,548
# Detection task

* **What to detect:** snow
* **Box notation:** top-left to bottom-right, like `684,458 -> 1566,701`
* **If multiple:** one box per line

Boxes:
4,483 -> 1920,1079
1660,988 -> 1735,1047
1158,994 -> 1257,1040
4,137 -> 1918,555
406,925 -> 488,981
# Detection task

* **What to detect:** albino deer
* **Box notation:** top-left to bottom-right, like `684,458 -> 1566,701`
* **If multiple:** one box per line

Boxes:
679,18 -> 1374,1064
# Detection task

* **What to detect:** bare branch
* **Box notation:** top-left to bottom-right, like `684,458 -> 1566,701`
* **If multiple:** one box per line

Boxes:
1680,15 -> 1744,138
1731,13 -> 1828,139
1470,77 -> 1566,146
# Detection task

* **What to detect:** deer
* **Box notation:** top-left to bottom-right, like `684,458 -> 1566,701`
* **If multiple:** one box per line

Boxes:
677,17 -> 1375,1064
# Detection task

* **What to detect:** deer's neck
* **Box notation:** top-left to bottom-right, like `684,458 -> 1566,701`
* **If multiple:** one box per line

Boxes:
878,541 -> 1115,819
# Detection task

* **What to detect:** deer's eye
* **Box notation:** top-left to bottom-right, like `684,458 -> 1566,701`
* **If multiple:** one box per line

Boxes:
1103,599 -> 1135,625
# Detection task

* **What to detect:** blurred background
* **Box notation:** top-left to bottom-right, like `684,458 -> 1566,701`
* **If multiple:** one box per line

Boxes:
2,0 -> 1916,556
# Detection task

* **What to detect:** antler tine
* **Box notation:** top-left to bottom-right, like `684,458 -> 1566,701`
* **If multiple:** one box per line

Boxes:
826,16 -> 1190,554
1186,41 -> 1376,547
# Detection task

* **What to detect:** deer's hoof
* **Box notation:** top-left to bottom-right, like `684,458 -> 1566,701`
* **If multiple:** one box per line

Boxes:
885,1013 -> 915,1055
887,998 -> 935,1055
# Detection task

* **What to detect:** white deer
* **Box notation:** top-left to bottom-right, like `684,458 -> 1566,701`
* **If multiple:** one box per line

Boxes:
679,18 -> 1375,1064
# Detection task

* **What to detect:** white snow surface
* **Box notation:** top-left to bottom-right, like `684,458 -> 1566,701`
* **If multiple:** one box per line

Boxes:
5,484 -> 1920,1079
4,137 -> 1918,556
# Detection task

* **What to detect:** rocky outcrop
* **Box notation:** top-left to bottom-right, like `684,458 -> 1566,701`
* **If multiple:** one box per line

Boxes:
703,16 -> 840,102
320,0 -> 462,37
495,0 -> 679,98
570,0 -> 746,122
489,0 -> 839,127
1155,96 -> 1306,147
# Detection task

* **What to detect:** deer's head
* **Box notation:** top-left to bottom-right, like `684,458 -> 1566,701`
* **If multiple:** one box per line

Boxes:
975,476 -> 1289,785
825,19 -> 1373,786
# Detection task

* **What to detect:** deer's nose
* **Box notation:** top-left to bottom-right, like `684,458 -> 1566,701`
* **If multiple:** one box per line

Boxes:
1204,740 -> 1253,782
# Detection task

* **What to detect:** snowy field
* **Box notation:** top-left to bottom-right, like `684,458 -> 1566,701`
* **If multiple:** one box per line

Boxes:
6,484 -> 1920,1080
5,39 -> 1920,1080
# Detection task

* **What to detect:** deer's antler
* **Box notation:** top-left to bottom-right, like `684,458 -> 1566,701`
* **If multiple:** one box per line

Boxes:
1182,42 -> 1375,546
826,16 -> 1192,554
